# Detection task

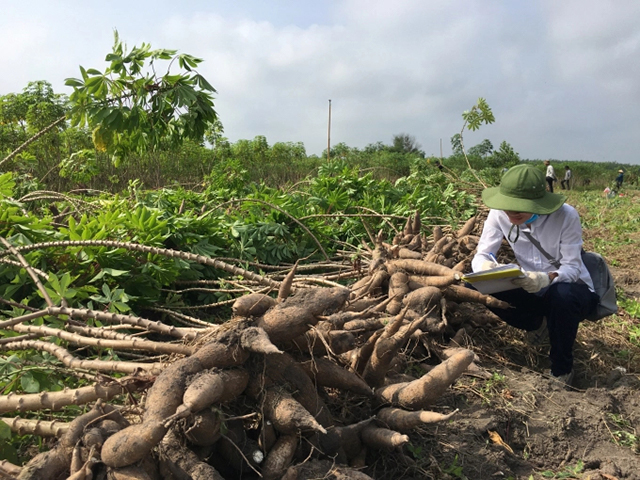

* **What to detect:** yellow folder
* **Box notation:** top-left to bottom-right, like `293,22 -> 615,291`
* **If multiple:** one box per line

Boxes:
462,264 -> 524,294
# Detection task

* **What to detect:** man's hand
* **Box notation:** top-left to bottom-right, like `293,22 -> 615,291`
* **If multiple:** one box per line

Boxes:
512,271 -> 551,293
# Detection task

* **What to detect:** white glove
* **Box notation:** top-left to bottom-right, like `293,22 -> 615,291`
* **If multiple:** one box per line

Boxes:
511,271 -> 550,293
479,260 -> 497,271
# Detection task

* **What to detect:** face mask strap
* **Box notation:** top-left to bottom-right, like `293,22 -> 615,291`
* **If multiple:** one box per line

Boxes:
508,224 -> 520,243
524,213 -> 539,224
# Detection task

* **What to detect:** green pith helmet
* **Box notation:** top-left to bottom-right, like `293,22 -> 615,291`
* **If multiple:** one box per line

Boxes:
482,164 -> 566,214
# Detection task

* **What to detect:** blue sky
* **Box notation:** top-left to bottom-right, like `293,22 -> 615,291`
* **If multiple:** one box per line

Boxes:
2,0 -> 640,163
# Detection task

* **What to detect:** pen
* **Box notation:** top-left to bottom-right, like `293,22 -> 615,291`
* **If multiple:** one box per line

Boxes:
489,253 -> 500,267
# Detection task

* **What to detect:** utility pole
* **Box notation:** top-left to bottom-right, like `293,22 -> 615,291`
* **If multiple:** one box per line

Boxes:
440,138 -> 443,159
327,99 -> 332,162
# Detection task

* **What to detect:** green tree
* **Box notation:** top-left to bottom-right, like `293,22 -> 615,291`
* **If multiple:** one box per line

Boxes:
0,81 -> 70,172
64,30 -> 218,166
450,134 -> 463,155
468,139 -> 493,157
489,141 -> 520,168
390,133 -> 424,157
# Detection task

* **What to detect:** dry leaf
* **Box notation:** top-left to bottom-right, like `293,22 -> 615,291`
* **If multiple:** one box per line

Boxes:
487,430 -> 514,454
601,474 -> 619,480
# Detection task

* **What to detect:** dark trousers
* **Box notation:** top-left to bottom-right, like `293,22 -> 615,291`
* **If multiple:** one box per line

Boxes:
487,283 -> 598,376
546,176 -> 555,192
561,179 -> 570,190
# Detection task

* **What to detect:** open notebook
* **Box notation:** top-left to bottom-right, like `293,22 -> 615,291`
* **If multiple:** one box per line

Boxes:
462,264 -> 524,295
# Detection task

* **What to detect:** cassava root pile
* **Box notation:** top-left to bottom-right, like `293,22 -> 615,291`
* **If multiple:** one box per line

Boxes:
1,210 -> 512,480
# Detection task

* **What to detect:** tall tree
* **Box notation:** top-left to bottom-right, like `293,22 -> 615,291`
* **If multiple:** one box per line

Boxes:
65,31 -> 218,166
1,32 -> 219,170
391,133 -> 424,156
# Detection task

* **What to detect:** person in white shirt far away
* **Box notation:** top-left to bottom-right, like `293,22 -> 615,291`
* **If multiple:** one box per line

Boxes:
561,165 -> 572,190
544,159 -> 556,192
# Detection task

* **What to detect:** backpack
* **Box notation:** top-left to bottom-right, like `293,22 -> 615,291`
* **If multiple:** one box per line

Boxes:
522,232 -> 618,321
581,251 -> 618,321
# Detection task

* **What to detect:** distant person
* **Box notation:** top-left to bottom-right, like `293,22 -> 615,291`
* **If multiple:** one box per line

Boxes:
561,166 -> 572,190
434,160 -> 444,171
544,160 -> 557,193
615,169 -> 624,190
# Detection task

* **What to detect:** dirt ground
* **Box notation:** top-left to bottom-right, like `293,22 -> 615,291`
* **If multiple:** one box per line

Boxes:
362,267 -> 640,480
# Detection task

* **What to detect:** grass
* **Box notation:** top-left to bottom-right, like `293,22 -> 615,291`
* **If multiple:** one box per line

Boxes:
536,460 -> 584,479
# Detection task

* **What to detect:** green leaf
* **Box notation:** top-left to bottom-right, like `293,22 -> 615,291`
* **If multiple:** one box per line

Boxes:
64,77 -> 85,88
0,420 -> 11,440
20,371 -> 40,393
89,268 -> 130,283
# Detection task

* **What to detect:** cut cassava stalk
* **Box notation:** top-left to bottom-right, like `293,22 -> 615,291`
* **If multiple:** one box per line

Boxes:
0,460 -> 21,477
0,340 -> 164,375
0,376 -> 151,414
442,284 -> 510,309
1,417 -> 69,437
47,306 -> 199,341
8,239 -> 280,288
17,401 -> 116,480
376,407 -> 459,431
375,349 -> 475,410
300,358 -> 373,397
10,323 -> 193,356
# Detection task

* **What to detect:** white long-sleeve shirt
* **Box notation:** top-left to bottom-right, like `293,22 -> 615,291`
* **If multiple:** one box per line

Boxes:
546,164 -> 556,179
471,204 -> 594,291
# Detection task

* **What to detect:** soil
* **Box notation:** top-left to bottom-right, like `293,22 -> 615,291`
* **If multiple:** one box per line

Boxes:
363,261 -> 640,479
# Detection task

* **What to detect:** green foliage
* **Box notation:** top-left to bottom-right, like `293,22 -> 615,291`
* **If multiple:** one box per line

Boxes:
441,454 -> 468,479
65,30 -> 218,162
539,460 -> 584,478
59,149 -> 99,184
461,97 -> 495,132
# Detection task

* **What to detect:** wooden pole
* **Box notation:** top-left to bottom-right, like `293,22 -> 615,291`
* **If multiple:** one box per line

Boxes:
440,138 -> 443,159
327,99 -> 332,161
